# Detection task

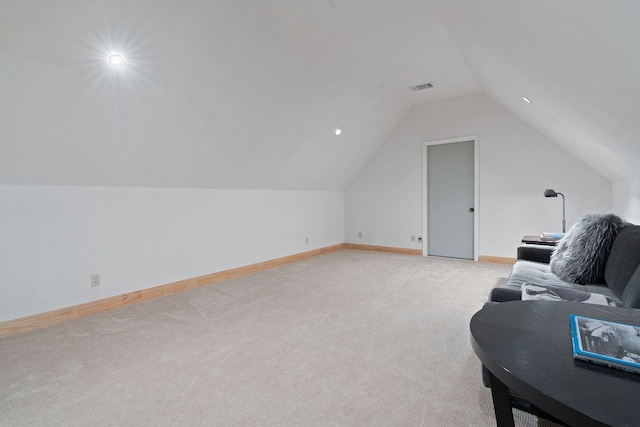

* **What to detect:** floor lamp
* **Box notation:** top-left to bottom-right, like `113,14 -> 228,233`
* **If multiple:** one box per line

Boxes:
544,189 -> 566,233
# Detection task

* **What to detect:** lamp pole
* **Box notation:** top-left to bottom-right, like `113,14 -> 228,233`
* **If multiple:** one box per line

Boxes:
557,192 -> 566,233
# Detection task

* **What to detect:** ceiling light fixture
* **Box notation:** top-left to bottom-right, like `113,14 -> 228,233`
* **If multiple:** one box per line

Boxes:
335,129 -> 342,136
107,53 -> 125,69
522,96 -> 532,104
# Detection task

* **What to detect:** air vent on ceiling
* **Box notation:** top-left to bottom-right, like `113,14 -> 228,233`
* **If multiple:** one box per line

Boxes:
409,82 -> 434,91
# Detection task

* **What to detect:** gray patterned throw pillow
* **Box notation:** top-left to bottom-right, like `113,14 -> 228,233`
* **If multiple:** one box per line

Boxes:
550,213 -> 624,284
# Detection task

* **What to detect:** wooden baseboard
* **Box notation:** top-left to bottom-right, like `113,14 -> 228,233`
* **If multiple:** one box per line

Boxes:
343,243 -> 422,256
0,244 -> 345,339
4,244 -> 502,338
478,255 -> 516,265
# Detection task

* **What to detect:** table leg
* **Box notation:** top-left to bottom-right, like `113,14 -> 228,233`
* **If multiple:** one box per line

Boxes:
488,371 -> 515,427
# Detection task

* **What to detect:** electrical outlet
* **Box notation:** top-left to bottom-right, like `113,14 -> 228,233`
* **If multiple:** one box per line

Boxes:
91,274 -> 100,287
305,237 -> 309,244
358,231 -> 362,238
411,235 -> 416,242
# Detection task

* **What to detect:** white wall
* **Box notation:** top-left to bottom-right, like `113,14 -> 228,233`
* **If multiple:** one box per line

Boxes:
345,93 -> 612,258
613,178 -> 640,224
0,186 -> 344,322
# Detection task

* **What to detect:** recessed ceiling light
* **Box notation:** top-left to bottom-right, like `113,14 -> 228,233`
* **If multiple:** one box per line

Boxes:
335,128 -> 342,136
522,96 -> 532,104
107,53 -> 125,69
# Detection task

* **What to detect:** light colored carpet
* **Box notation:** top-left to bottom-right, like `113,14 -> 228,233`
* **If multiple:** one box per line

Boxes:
0,249 -> 560,426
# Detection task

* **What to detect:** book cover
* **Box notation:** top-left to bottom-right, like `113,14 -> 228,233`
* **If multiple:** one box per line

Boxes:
570,314 -> 640,374
540,232 -> 565,240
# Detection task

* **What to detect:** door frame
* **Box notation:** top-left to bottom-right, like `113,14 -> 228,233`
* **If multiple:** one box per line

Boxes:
422,135 -> 479,260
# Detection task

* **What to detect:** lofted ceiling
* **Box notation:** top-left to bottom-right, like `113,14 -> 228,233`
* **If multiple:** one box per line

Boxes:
436,0 -> 640,183
0,0 -> 638,190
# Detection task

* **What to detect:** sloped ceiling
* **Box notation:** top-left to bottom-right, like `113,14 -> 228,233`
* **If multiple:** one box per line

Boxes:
0,0 -> 476,190
437,0 -> 640,182
1,1 -> 638,190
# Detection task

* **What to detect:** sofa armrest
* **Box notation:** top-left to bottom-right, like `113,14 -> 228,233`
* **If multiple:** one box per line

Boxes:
517,244 -> 554,264
489,287 -> 522,302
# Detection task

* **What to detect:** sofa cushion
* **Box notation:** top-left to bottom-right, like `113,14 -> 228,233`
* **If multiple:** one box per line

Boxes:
604,224 -> 640,298
621,265 -> 640,308
505,260 -> 573,290
550,213 -> 623,284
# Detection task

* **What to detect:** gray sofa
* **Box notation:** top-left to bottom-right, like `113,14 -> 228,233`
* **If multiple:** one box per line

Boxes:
481,217 -> 640,422
491,220 -> 640,308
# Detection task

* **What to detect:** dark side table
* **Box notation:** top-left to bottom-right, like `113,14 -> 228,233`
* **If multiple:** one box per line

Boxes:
470,301 -> 640,427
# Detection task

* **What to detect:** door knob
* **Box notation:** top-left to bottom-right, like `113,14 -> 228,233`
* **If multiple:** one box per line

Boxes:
469,208 -> 475,212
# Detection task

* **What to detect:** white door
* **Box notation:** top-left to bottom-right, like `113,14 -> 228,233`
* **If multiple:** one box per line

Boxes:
427,140 -> 474,259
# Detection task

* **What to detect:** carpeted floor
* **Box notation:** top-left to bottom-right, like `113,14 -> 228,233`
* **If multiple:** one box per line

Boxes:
0,249 -> 561,426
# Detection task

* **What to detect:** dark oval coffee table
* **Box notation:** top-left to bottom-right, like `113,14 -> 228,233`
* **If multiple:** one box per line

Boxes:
471,300 -> 640,427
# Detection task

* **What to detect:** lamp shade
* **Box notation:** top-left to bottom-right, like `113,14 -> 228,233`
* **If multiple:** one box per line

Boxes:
544,189 -> 558,197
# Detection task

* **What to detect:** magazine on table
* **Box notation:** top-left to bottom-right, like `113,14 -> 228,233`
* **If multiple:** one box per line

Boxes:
570,314 -> 640,374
